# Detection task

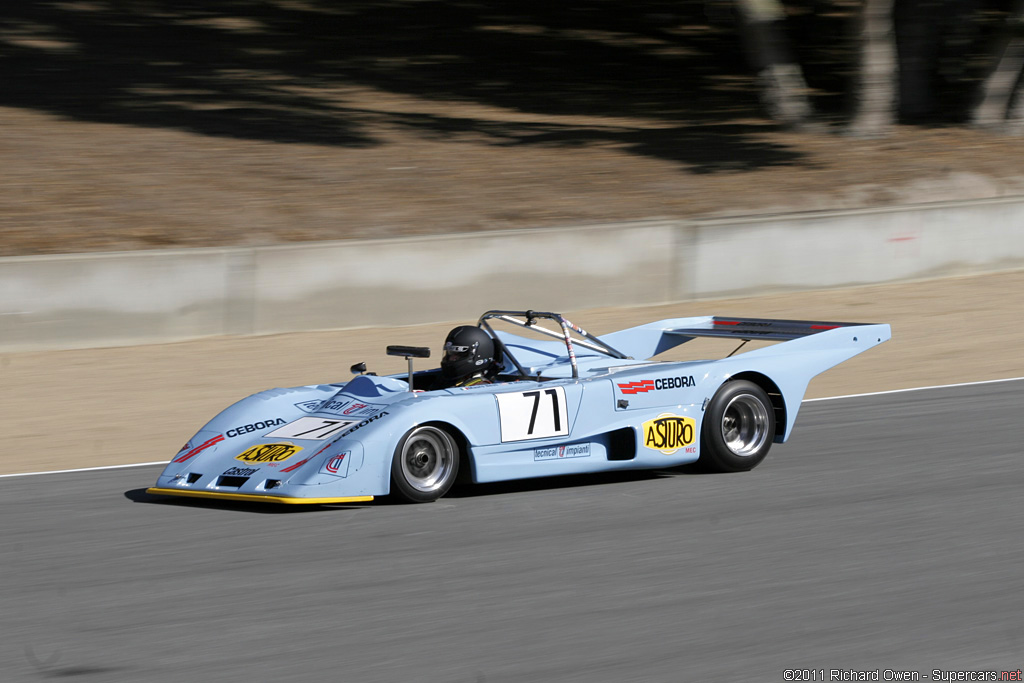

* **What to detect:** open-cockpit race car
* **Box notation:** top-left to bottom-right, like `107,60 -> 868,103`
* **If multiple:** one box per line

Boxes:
147,310 -> 891,504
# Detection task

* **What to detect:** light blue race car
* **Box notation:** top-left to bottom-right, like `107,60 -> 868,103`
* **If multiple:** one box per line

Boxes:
147,310 -> 891,505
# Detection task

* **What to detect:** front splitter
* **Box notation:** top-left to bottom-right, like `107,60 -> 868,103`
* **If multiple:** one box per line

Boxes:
146,487 -> 374,505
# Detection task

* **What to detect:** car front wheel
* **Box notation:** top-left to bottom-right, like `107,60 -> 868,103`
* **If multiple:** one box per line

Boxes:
390,425 -> 460,503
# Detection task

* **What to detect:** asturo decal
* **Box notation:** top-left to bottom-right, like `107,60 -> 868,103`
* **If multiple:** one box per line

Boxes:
234,443 -> 303,463
642,413 -> 696,455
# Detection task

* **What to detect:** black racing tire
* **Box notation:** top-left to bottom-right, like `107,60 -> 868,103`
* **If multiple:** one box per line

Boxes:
390,425 -> 460,503
699,380 -> 775,472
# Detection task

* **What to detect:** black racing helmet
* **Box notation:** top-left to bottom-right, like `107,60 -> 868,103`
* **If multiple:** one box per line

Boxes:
440,326 -> 495,381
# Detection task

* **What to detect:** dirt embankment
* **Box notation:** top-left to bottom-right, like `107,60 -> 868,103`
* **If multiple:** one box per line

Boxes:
4,5 -> 1024,256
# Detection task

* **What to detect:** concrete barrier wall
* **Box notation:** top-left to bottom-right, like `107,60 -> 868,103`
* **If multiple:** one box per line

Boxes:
0,248 -> 244,351
2,198 -> 1023,352
246,222 -> 679,336
0,221 -> 679,351
687,197 -> 1024,297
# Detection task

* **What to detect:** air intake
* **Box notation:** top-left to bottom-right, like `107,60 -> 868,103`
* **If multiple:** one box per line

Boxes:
217,476 -> 249,488
607,427 -> 637,461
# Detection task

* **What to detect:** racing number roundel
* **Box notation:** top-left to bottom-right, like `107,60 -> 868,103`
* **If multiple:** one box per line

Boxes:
642,413 -> 696,455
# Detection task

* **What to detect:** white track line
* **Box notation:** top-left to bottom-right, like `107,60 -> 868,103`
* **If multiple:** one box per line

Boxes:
803,376 -> 1024,403
0,461 -> 166,479
3,376 -> 1023,480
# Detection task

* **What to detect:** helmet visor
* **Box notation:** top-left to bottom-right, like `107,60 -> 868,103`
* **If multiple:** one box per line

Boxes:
442,341 -> 474,364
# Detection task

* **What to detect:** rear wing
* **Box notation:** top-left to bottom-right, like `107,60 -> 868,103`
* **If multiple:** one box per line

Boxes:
599,315 -> 888,362
665,317 -> 876,341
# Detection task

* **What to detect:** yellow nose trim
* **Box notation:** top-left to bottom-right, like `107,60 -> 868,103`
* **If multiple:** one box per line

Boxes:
146,487 -> 373,505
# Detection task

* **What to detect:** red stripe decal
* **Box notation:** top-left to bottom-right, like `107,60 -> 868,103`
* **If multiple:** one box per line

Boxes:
617,380 -> 656,395
714,320 -> 740,326
810,325 -> 839,330
173,434 -> 225,463
280,441 -> 334,473
280,456 -> 313,473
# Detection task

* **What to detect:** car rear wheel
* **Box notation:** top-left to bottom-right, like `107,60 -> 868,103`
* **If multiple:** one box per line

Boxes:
390,425 -> 460,503
699,380 -> 775,472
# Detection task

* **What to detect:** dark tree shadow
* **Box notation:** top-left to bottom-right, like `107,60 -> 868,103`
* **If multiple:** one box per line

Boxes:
1,0 -> 807,172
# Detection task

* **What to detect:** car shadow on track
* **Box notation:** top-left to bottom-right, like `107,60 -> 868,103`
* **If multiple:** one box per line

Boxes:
446,463 -> 712,499
122,488 -> 368,514
123,464 -> 713,510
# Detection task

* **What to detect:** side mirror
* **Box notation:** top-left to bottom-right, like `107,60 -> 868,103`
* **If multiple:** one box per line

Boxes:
386,346 -> 431,391
350,362 -> 367,375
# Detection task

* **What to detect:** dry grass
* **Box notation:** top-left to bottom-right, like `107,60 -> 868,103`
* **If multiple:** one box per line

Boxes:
3,1 -> 1023,256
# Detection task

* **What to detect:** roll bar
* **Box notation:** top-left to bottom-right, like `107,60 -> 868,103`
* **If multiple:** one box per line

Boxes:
477,310 -> 629,380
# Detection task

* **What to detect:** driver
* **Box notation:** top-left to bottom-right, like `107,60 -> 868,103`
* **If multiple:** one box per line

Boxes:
436,325 -> 496,388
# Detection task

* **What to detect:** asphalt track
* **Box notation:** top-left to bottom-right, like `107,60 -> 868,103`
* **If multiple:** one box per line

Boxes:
1,382 -> 1021,682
